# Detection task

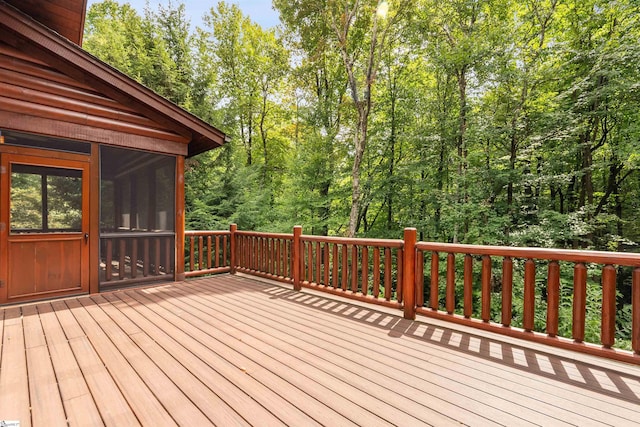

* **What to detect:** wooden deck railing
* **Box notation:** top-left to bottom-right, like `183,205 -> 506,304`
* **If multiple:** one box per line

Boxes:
299,233 -> 404,309
101,232 -> 174,286
185,225 -> 640,365
184,230 -> 231,277
235,229 -> 294,283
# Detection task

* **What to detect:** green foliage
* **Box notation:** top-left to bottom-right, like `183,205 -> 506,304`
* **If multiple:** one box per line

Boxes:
84,0 -> 640,348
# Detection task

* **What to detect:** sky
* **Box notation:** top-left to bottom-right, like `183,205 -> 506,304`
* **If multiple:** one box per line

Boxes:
86,0 -> 280,30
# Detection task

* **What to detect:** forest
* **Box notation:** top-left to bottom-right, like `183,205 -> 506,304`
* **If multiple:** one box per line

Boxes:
84,0 -> 640,252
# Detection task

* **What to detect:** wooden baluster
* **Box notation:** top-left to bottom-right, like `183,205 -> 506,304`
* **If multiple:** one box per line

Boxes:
633,268 -> 640,354
463,254 -> 473,318
189,236 -> 195,273
153,238 -> 160,275
275,239 -> 281,277
397,249 -> 404,303
255,237 -> 260,272
265,238 -> 271,274
269,238 -> 274,273
214,236 -> 220,268
384,248 -> 392,301
373,247 -> 381,298
105,239 -> 113,281
198,236 -> 204,271
119,239 -> 126,280
361,246 -> 369,296
351,245 -> 358,293
446,253 -> 455,314
143,238 -> 150,277
206,236 -> 212,269
307,241 -> 313,282
315,242 -> 321,284
284,240 -> 289,278
482,255 -> 492,322
415,250 -> 424,307
324,243 -> 330,285
341,244 -> 348,291
131,239 -> 138,279
602,265 -> 617,348
572,263 -> 587,342
523,259 -> 535,332
292,226 -> 302,291
546,261 -> 560,337
223,236 -> 228,268
332,244 -> 339,288
501,257 -> 513,327
165,237 -> 171,274
248,237 -> 253,270
430,252 -> 439,310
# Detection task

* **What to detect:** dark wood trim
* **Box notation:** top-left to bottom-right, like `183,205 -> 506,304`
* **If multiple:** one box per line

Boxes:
0,153 -> 9,303
0,110 -> 188,156
0,143 -> 90,162
0,96 -> 187,142
175,156 -> 185,281
89,143 -> 99,294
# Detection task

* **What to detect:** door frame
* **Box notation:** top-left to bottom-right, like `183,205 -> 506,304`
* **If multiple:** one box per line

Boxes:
0,145 -> 91,304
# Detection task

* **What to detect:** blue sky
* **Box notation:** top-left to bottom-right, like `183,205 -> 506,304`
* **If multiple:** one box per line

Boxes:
86,0 -> 280,30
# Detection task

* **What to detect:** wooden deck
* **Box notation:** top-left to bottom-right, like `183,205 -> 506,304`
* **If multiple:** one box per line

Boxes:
1,275 -> 639,426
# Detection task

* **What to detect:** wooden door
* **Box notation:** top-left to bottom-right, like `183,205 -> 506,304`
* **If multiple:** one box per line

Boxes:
0,153 -> 90,304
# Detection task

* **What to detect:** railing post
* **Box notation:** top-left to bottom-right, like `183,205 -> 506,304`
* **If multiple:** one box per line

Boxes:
403,228 -> 417,320
230,223 -> 237,274
293,226 -> 302,291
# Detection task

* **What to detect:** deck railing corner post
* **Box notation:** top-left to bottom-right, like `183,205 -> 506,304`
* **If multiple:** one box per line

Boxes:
293,225 -> 303,291
403,227 -> 417,320
230,223 -> 237,274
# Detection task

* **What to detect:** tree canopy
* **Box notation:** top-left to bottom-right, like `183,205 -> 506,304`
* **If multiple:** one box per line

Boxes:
84,0 -> 640,251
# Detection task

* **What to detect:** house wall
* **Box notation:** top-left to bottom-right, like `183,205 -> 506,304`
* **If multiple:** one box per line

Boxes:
0,41 -> 190,303
0,41 -> 189,156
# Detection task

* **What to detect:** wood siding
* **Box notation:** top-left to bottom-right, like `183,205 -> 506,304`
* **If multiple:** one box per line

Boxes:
0,41 -> 190,156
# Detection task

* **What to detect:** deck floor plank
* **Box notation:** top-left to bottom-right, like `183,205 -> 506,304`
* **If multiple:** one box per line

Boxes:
127,287 -> 441,426
180,281 -> 553,425
121,288 -> 347,427
96,293 -> 252,427
76,295 -> 214,426
113,290 -> 293,427
1,274 -> 639,427
63,298 -> 177,426
21,305 -> 68,427
220,276 -> 640,415
198,276 -> 624,425
50,300 -> 140,426
182,280 -> 578,426
0,307 -> 31,427
116,291 -> 382,427
36,303 -> 103,427
166,283 -> 512,426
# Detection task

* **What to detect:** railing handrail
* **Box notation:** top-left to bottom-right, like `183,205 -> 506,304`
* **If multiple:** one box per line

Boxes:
101,231 -> 176,238
417,241 -> 640,266
235,230 -> 293,240
302,234 -> 404,248
185,230 -> 231,236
